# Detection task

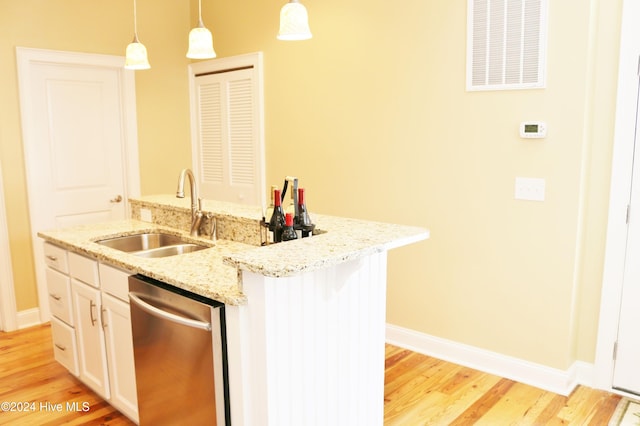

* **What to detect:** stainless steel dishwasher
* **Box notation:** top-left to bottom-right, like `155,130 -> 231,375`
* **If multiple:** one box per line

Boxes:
129,274 -> 230,425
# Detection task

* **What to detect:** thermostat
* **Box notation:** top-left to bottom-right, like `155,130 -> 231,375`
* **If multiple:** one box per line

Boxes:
519,121 -> 547,139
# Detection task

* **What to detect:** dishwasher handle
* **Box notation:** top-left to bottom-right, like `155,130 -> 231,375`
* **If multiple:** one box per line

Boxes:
129,292 -> 212,331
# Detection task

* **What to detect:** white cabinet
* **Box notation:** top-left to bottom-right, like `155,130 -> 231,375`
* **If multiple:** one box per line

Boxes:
50,316 -> 79,375
44,242 -> 69,273
99,263 -> 139,423
99,262 -> 131,301
46,266 -> 74,326
43,243 -> 139,424
43,242 -> 79,376
71,277 -> 110,400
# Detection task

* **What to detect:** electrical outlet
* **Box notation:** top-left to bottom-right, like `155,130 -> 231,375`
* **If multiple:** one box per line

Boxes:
515,177 -> 545,201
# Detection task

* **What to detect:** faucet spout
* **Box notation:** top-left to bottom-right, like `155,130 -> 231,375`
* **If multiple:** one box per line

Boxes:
176,168 -> 201,236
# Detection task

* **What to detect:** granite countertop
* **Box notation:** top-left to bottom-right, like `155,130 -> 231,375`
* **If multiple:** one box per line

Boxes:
38,196 -> 429,305
225,213 -> 429,277
38,220 -> 252,305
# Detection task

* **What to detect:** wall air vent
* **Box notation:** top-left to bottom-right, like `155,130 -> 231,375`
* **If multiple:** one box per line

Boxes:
467,0 -> 548,91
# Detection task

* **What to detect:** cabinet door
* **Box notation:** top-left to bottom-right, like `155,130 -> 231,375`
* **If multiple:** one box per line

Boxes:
72,279 -> 110,400
102,292 -> 139,423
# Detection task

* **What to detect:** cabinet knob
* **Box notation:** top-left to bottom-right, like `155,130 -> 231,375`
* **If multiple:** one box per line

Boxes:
110,195 -> 123,203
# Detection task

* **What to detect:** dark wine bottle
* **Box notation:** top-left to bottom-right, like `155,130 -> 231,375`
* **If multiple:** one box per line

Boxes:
269,189 -> 286,243
282,213 -> 298,241
265,185 -> 277,223
285,184 -> 296,218
296,188 -> 313,237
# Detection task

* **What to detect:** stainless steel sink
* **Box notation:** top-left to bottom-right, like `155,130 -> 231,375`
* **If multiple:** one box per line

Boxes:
132,243 -> 206,258
96,232 -> 208,258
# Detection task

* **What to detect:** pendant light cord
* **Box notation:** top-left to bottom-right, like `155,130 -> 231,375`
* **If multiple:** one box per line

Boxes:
133,0 -> 139,38
198,0 -> 204,27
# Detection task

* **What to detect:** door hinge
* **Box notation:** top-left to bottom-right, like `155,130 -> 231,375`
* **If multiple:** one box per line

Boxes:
613,341 -> 618,361
626,205 -> 631,224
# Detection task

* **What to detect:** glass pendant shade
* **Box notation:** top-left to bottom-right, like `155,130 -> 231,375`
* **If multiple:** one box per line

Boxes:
187,0 -> 216,60
277,0 -> 312,40
124,0 -> 150,70
125,36 -> 150,70
187,22 -> 216,59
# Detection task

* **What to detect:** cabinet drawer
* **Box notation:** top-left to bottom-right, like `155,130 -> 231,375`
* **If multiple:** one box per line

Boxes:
43,242 -> 68,274
51,316 -> 79,376
68,252 -> 99,288
99,263 -> 132,302
46,268 -> 73,325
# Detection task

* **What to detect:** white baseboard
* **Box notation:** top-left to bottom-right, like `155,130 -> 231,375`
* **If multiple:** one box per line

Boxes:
17,308 -> 43,329
386,323 -> 595,396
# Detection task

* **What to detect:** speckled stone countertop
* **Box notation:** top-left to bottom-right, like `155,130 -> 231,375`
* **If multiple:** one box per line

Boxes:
38,195 -> 429,305
38,220 -> 251,305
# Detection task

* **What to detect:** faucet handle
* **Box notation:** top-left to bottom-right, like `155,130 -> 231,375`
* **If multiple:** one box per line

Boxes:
201,212 -> 217,241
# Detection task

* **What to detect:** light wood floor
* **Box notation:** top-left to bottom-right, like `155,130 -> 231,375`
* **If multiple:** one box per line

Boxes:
384,345 -> 621,425
0,324 -> 623,425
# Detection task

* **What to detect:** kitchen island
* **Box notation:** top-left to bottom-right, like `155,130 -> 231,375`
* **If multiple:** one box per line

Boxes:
39,195 -> 429,426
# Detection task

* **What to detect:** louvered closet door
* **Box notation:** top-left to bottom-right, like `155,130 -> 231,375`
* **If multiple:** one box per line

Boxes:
193,68 -> 261,205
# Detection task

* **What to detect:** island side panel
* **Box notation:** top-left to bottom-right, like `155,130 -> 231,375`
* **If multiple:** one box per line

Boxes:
226,251 -> 388,426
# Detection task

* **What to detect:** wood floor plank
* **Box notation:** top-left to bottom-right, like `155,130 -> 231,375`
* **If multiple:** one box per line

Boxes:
472,381 -> 551,425
384,355 -> 459,414
558,385 -> 622,425
449,378 -> 517,425
587,392 -> 624,426
532,393 -> 570,425
0,324 -> 624,425
420,371 -> 504,425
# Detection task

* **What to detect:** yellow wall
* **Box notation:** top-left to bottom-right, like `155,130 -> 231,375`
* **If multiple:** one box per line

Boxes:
209,0 -> 622,369
0,0 -> 192,311
0,0 -> 623,370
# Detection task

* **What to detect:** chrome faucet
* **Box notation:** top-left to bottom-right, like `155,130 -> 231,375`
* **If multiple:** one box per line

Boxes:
176,168 -> 203,237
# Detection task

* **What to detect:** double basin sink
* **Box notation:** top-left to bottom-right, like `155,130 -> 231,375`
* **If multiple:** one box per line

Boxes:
96,232 -> 209,259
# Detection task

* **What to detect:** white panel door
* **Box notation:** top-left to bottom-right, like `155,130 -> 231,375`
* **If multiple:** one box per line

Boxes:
27,61 -> 126,227
17,48 -> 140,322
613,70 -> 640,395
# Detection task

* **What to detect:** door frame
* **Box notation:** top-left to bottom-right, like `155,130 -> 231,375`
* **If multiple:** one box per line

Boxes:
594,0 -> 640,393
0,161 -> 17,331
16,47 -> 140,323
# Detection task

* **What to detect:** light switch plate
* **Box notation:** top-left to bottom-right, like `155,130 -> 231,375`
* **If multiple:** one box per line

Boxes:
140,208 -> 153,222
515,177 -> 545,201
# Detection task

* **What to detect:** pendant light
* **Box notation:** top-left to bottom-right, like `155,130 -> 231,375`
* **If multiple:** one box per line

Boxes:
124,0 -> 150,70
277,0 -> 312,41
187,0 -> 216,59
